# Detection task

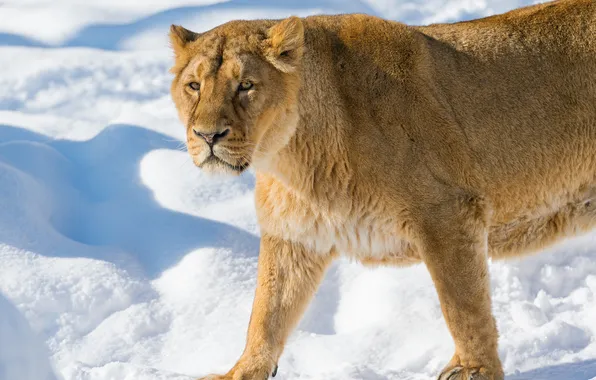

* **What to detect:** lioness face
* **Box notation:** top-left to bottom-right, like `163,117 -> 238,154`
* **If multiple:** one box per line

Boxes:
169,18 -> 304,175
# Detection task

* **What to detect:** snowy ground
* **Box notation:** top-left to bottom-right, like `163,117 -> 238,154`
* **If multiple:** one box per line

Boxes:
1,0 -> 595,379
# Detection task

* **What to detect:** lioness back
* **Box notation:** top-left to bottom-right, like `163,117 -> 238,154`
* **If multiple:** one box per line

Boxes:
416,0 -> 596,222
295,1 -> 596,226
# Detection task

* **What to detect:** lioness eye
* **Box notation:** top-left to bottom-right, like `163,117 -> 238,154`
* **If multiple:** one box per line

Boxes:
238,80 -> 253,91
188,82 -> 200,91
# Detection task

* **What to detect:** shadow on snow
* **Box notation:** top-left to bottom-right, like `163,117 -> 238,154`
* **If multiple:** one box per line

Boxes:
0,124 -> 259,278
507,358 -> 596,380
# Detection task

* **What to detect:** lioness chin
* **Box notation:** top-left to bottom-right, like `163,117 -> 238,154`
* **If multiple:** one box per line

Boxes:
168,1 -> 596,379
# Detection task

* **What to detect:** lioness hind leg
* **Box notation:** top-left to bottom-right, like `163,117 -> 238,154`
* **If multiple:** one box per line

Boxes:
415,194 -> 504,380
489,186 -> 596,259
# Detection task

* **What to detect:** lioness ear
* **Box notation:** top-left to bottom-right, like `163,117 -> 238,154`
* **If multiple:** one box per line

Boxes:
169,25 -> 200,73
169,24 -> 199,58
264,16 -> 304,73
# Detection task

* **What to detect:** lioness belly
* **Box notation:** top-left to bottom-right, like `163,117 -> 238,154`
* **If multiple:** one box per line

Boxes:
276,212 -> 414,259
487,183 -> 596,258
256,178 -> 417,261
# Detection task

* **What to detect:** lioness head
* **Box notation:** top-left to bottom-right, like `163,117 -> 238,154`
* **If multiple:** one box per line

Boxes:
169,17 -> 304,175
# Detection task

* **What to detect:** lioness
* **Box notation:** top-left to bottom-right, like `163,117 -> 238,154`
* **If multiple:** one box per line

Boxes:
168,1 -> 596,379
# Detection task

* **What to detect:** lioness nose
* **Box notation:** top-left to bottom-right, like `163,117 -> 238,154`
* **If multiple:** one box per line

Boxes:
193,128 -> 230,146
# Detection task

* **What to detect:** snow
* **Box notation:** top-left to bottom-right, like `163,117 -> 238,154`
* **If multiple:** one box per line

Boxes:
0,292 -> 57,380
0,0 -> 595,379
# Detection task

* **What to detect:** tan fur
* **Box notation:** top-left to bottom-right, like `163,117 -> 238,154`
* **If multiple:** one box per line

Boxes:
168,2 -> 596,379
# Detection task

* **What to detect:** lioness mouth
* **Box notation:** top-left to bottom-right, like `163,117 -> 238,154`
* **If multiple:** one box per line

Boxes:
199,154 -> 249,173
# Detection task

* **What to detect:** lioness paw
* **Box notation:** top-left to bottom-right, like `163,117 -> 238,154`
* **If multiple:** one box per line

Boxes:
197,374 -> 270,380
197,375 -> 238,380
197,363 -> 276,380
438,366 -> 502,380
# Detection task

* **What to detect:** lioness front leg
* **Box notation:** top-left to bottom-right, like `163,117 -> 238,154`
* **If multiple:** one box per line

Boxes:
199,234 -> 334,380
416,195 -> 504,380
